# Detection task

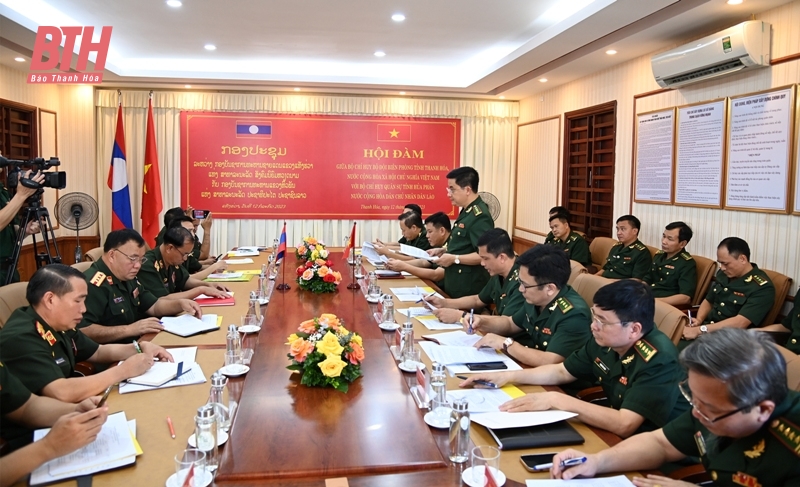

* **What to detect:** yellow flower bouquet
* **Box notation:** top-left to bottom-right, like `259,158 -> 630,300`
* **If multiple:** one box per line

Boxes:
286,314 -> 364,392
295,236 -> 329,262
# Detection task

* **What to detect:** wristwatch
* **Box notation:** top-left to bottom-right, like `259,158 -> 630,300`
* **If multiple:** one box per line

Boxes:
502,337 -> 514,353
700,325 -> 708,334
454,256 -> 460,265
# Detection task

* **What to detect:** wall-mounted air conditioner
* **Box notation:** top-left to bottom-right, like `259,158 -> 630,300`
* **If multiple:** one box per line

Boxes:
651,20 -> 770,89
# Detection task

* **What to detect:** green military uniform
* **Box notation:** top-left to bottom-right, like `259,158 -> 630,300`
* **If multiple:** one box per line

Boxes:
601,239 -> 652,280
0,361 -> 34,451
662,390 -> 800,486
477,261 -> 524,317
444,196 -> 493,298
701,266 -> 775,327
0,307 -> 99,393
80,258 -> 159,342
0,184 -> 21,284
137,246 -> 191,298
156,225 -> 202,273
644,250 -> 697,299
398,228 -> 430,251
563,327 -> 689,433
511,285 -> 592,354
783,288 -> 800,354
544,231 -> 555,244
547,231 -> 591,268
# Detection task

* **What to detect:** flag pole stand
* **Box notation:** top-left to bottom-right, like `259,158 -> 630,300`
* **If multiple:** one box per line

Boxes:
276,255 -> 291,291
347,260 -> 359,290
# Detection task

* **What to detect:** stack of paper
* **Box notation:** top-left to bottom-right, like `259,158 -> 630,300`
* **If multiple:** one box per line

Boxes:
30,412 -> 140,485
222,258 -> 255,264
361,242 -> 389,265
161,314 -> 221,337
526,476 -> 635,486
422,330 -> 481,347
208,272 -> 243,279
228,248 -> 260,257
194,292 -> 235,307
470,410 -> 577,429
419,341 -> 522,374
399,244 -> 438,261
119,347 -> 207,394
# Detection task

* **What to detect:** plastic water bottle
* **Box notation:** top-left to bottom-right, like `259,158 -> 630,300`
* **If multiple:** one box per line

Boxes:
226,324 -> 241,356
400,321 -> 414,359
431,362 -> 447,404
195,404 -> 219,468
449,397 -> 470,463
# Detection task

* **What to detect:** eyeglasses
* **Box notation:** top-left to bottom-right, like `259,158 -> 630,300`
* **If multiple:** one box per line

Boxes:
114,248 -> 147,264
678,380 -> 750,423
590,308 -> 628,327
519,280 -> 554,290
170,246 -> 193,258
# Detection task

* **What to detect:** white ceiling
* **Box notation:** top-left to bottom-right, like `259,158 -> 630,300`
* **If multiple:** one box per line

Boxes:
0,0 -> 794,100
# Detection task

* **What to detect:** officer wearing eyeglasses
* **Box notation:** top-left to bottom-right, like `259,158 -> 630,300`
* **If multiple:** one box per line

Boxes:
137,226 -> 230,300
79,229 -> 203,344
462,280 -> 688,439
550,328 -> 800,487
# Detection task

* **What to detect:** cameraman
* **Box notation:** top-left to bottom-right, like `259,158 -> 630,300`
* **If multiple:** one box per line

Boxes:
0,170 -> 45,284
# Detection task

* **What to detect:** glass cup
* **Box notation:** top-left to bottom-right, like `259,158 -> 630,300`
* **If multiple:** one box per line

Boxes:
431,397 -> 451,425
241,348 -> 254,365
471,445 -> 501,485
367,284 -> 381,302
225,350 -> 242,367
241,315 -> 257,328
402,347 -> 421,369
175,448 -> 206,487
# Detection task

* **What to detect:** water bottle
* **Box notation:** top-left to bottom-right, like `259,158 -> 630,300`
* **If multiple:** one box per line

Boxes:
248,291 -> 262,325
380,295 -> 395,324
449,398 -> 470,463
226,324 -> 241,356
257,276 -> 268,300
268,255 -> 277,280
207,371 -> 231,432
430,362 -> 447,404
260,263 -> 268,277
195,404 -> 219,469
400,321 -> 414,359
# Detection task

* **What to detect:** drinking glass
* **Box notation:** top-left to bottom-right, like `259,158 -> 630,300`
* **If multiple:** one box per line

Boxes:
471,445 -> 501,485
174,449 -> 206,487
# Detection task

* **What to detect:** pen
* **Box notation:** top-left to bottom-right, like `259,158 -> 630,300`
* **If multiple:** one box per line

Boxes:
456,375 -> 498,388
97,384 -> 113,408
467,308 -> 474,334
415,291 -> 435,304
133,340 -> 143,354
687,309 -> 693,325
167,416 -> 176,439
533,457 -> 587,471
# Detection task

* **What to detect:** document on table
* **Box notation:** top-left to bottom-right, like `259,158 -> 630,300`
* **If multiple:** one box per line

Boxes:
228,248 -> 260,256
399,244 -> 438,261
417,317 -> 463,330
165,346 -> 198,363
418,341 -> 504,364
361,241 -> 389,264
119,361 -> 206,394
208,272 -> 243,279
422,330 -> 481,347
398,307 -> 436,318
223,258 -> 254,264
161,314 -> 220,337
526,476 -> 635,487
390,286 -> 442,302
471,410 -> 578,429
446,388 -> 515,413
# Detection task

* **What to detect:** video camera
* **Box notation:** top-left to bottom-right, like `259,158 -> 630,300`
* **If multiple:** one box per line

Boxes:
0,155 -> 66,190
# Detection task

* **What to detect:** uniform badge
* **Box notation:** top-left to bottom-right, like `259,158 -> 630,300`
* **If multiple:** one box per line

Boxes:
665,265 -> 675,270
622,355 -> 634,365
171,273 -> 176,283
44,331 -> 56,346
473,206 -> 483,216
734,291 -> 745,297
744,439 -> 765,459
106,276 -> 114,285
154,260 -> 161,271
619,376 -> 628,385
133,288 -> 140,298
593,357 -> 610,374
634,339 -> 658,362
556,297 -> 573,314
623,256 -> 632,261
458,223 -> 465,228
89,271 -> 106,287
753,275 -> 768,286
732,472 -> 761,487
541,328 -> 552,335
55,357 -> 66,365
745,275 -> 753,283
113,296 -> 124,304
694,431 -> 707,456
681,253 -> 693,261
769,418 -> 800,456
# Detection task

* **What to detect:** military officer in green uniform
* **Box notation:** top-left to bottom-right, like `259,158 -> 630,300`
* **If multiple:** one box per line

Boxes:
0,170 -> 44,284
782,288 -> 800,354
550,329 -> 800,487
162,216 -> 227,281
682,237 -> 775,346
427,167 -> 493,298
157,208 -> 221,276
469,245 -> 592,368
463,280 -> 689,439
137,226 -> 230,300
79,229 -> 203,344
385,212 -> 452,289
0,264 -> 172,404
375,211 -> 430,260
597,215 -> 652,280
546,213 -> 591,267
0,360 -> 108,476
543,206 -> 570,245
643,221 -> 697,307
424,228 -> 524,324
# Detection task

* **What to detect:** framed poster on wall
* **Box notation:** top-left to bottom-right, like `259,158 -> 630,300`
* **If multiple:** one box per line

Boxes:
674,99 -> 726,208
634,108 -> 675,204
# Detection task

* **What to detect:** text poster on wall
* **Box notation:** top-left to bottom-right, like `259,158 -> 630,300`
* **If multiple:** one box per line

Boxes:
180,112 -> 460,219
725,86 -> 795,213
675,100 -> 726,208
795,92 -> 800,214
634,109 -> 675,204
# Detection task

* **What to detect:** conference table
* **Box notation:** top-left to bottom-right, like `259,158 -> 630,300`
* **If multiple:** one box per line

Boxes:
34,249 -> 635,487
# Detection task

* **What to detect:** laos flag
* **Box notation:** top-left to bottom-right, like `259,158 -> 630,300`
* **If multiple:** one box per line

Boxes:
107,104 -> 133,230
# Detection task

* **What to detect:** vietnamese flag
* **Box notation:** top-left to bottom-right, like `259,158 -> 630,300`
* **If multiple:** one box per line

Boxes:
342,222 -> 356,261
140,96 -> 163,247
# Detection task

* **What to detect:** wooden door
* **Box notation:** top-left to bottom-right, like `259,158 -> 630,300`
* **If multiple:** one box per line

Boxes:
562,101 -> 616,239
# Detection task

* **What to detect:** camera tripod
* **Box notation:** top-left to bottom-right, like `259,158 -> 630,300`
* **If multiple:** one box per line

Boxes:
4,191 -> 62,285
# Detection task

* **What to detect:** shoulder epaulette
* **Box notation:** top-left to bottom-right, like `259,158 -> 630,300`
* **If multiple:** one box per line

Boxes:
634,339 -> 657,362
509,269 -> 519,281
612,241 -> 624,247
556,297 -> 573,314
567,235 -> 577,243
655,250 -> 664,255
36,322 -> 56,345
681,252 -> 693,261
89,271 -> 106,287
633,243 -> 646,251
753,274 -> 769,286
472,205 -> 483,216
770,418 -> 800,457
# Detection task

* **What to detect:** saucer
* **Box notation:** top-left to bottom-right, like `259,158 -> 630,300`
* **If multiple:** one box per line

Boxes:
219,364 -> 250,377
398,361 -> 425,373
423,411 -> 450,429
188,430 -> 229,447
461,466 -> 506,487
238,325 -> 261,333
366,296 -> 381,304
166,469 -> 213,487
378,322 -> 400,331
256,297 -> 269,305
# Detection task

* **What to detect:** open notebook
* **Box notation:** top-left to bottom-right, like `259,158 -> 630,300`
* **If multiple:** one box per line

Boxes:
161,314 -> 220,337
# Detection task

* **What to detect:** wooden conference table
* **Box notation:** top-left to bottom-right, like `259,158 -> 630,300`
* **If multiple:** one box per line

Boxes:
39,250 -> 630,487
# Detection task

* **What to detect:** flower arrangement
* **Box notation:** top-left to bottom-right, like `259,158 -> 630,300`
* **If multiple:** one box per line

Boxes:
296,259 -> 342,293
286,314 -> 364,393
295,236 -> 329,262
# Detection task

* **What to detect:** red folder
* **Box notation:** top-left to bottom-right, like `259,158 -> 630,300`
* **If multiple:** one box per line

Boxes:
194,295 -> 235,307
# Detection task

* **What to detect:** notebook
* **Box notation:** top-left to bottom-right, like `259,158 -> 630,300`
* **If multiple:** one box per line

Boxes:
126,361 -> 184,387
486,420 -> 585,450
161,314 -> 220,337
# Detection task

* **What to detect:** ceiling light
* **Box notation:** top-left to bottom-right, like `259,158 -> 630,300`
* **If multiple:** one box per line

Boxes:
166,0 -> 182,7
606,49 -> 617,55
392,13 -> 405,22
539,78 -> 548,83
294,87 -> 300,91
204,44 -> 216,51
14,57 -> 25,62
727,0 -> 743,4
399,91 -> 406,95
374,51 -> 386,57
184,85 -> 191,88
499,96 -> 506,99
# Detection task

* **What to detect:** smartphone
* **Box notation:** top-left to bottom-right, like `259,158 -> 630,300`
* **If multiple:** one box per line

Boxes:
215,253 -> 224,262
465,361 -> 508,371
193,209 -> 210,220
520,453 -> 557,472
97,384 -> 113,408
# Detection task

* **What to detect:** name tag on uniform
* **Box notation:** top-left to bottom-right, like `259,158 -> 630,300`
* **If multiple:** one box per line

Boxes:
113,296 -> 124,304
55,357 -> 66,365
594,357 -> 610,374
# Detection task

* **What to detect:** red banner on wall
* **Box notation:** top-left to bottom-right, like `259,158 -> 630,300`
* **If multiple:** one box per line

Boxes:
180,112 -> 460,219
